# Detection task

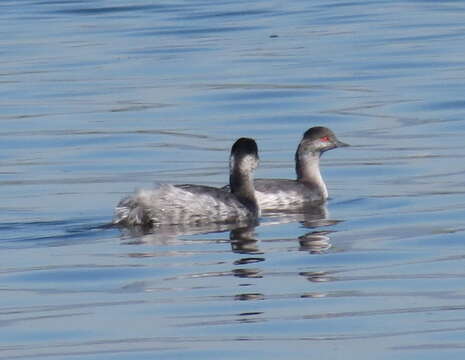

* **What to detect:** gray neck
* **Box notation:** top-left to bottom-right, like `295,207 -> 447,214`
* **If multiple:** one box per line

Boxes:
295,149 -> 328,199
230,171 -> 259,217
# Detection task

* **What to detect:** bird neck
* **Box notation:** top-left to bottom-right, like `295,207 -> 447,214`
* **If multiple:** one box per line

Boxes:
295,150 -> 328,199
230,171 -> 260,217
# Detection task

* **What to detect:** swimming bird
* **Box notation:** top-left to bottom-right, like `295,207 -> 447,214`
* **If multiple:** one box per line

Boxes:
224,127 -> 348,210
114,137 -> 260,227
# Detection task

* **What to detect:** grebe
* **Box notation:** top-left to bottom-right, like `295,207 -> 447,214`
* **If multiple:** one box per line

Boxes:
114,138 -> 260,226
225,127 -> 348,210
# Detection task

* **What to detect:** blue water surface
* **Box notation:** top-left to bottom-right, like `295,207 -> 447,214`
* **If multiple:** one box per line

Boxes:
2,0 -> 465,359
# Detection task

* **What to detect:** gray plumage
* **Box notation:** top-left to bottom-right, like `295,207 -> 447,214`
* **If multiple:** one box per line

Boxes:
223,127 -> 348,210
114,138 -> 260,227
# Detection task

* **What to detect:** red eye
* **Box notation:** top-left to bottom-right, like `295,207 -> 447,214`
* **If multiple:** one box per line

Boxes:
321,136 -> 330,142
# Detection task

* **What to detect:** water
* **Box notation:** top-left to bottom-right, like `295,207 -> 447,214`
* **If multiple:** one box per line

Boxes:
2,0 -> 465,359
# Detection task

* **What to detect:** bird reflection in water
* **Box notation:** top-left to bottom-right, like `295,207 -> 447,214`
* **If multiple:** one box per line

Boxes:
117,220 -> 257,246
299,231 -> 333,254
230,226 -> 262,255
118,202 -> 341,260
230,225 -> 264,282
259,203 -> 340,256
262,202 -> 338,228
116,203 -> 342,305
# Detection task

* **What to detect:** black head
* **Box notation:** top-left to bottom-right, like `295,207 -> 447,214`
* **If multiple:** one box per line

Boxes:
230,137 -> 259,172
299,126 -> 349,154
231,137 -> 259,158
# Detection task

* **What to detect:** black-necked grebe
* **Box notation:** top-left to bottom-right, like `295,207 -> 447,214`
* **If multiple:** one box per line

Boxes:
225,127 -> 348,210
114,138 -> 260,226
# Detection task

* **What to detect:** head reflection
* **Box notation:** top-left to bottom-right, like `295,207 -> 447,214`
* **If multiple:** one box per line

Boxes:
298,231 -> 333,254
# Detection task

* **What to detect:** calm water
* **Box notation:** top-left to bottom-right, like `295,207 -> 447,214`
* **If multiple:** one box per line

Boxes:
2,0 -> 465,359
